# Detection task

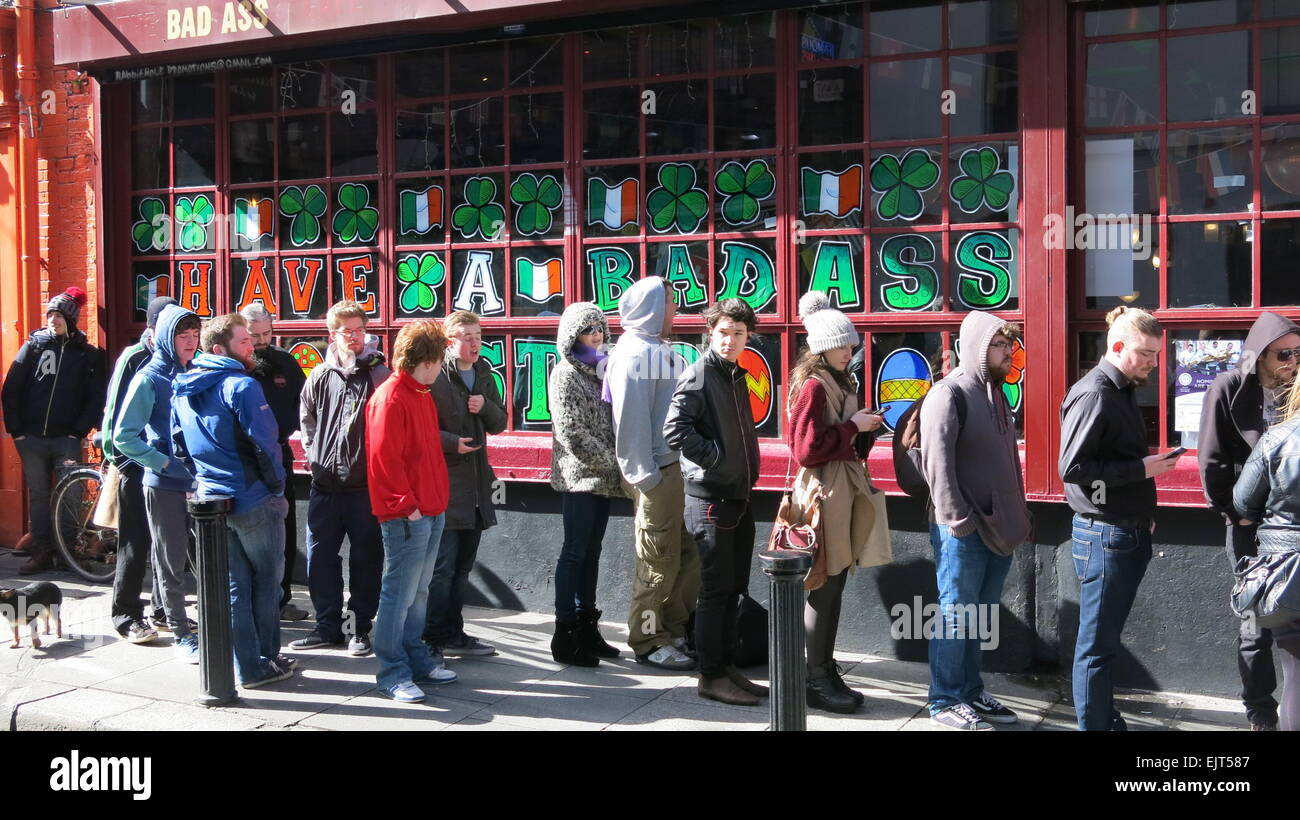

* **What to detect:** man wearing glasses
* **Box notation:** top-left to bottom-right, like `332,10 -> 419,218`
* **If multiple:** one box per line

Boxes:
1060,306 -> 1177,731
291,300 -> 391,657
1197,312 -> 1300,732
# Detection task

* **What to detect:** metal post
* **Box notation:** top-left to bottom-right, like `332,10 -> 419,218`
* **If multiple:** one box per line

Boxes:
760,549 -> 812,731
188,497 -> 236,708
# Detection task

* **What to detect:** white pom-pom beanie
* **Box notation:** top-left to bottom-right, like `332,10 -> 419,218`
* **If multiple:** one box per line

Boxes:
798,291 -> 859,354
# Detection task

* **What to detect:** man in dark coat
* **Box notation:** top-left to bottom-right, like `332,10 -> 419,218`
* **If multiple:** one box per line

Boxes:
1198,312 -> 1300,731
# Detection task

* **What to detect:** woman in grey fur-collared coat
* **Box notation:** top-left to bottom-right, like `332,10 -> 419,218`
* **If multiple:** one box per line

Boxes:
549,301 -> 625,666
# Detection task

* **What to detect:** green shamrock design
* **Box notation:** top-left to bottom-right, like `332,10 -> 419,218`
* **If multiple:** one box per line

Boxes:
174,194 -> 214,251
510,173 -> 564,236
332,184 -> 380,245
647,163 -> 709,234
280,185 -> 329,247
452,177 -> 506,240
132,198 -> 169,253
396,252 -> 446,313
870,149 -> 939,221
715,160 -> 775,226
950,147 -> 1016,214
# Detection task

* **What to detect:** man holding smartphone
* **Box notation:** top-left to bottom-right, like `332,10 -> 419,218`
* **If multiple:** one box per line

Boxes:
1198,312 -> 1300,731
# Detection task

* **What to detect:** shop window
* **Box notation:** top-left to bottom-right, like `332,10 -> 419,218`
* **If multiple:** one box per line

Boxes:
1167,329 -> 1247,448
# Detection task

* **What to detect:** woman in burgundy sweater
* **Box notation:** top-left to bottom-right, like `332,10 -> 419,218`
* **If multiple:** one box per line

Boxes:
787,292 -> 888,713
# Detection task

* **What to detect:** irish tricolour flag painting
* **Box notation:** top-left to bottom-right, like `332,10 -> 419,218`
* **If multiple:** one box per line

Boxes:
515,257 -> 563,304
801,165 -> 863,218
586,177 -> 639,231
400,186 -> 444,236
234,198 -> 274,242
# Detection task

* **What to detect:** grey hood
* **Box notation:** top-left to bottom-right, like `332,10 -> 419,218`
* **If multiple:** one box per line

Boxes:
618,276 -> 667,340
958,310 -> 1014,432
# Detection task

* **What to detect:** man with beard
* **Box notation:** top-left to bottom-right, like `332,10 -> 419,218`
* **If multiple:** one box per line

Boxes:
1198,313 -> 1300,731
1060,306 -> 1177,731
241,303 -> 308,621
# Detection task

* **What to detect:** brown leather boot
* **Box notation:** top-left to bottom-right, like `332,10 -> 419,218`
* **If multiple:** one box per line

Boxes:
19,551 -> 54,576
698,674 -> 761,706
725,665 -> 769,697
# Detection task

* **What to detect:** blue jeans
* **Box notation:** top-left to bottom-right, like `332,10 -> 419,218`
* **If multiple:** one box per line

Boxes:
555,492 -> 611,619
227,495 -> 289,685
927,523 -> 1012,714
1071,514 -> 1152,731
423,527 -> 483,645
376,513 -> 446,691
305,487 -> 384,642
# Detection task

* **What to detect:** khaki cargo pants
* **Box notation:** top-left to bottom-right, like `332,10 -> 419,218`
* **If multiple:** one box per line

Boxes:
624,465 -> 701,657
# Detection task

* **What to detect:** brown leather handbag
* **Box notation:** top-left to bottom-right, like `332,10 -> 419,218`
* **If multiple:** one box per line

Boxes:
768,485 -> 827,590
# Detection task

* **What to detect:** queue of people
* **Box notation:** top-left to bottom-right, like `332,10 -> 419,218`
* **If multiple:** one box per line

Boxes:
4,282 -> 1299,729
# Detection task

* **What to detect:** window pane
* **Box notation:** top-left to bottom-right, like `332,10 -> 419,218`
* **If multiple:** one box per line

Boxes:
1082,0 -> 1159,36
948,0 -> 1018,48
1167,220 -> 1252,307
449,98 -> 504,168
872,232 -> 942,311
1262,124 -> 1300,210
583,242 -> 640,309
584,86 -> 640,160
1086,40 -> 1159,127
394,250 -> 447,317
870,0 -> 940,56
1262,26 -> 1300,116
132,78 -> 169,124
871,58 -> 942,141
278,185 -> 329,250
1167,126 -> 1253,214
1086,132 -> 1161,217
802,149 -> 867,230
172,75 -> 215,121
583,165 -> 641,239
279,115 -> 327,180
799,66 -> 863,146
131,196 -> 170,255
1166,0 -> 1252,29
717,13 -> 776,70
800,234 -> 866,312
1084,134 -> 1160,309
509,36 -> 564,88
949,51 -> 1018,137
450,173 -> 506,243
230,70 -> 274,115
1261,218 -> 1300,305
583,28 -> 639,82
1263,0 -> 1300,18
715,74 -> 777,151
132,261 -> 170,321
1085,238 -> 1160,310
331,182 -> 380,247
132,128 -> 167,190
1167,31 -> 1250,122
277,255 -> 328,318
1168,330 -> 1246,448
330,58 -> 378,106
713,237 -> 778,314
509,170 -> 566,239
230,119 -> 275,183
648,240 -> 710,314
714,156 -> 778,230
950,228 -> 1019,312
332,111 -> 379,176
394,104 -> 446,173
451,248 -> 506,318
279,63 -> 326,110
646,81 -> 708,155
948,141 -> 1019,223
869,145 -> 941,227
873,333 -> 945,435
450,43 -> 504,94
173,125 -> 215,187
511,245 -> 566,316
647,160 -> 709,235
643,21 -> 707,76
511,334 -> 557,430
510,93 -> 565,164
396,179 -> 447,245
229,189 -> 276,253
395,49 -> 445,99
800,5 -> 864,63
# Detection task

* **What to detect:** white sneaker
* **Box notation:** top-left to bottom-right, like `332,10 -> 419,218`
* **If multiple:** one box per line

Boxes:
385,681 -> 425,702
671,636 -> 698,659
636,644 -> 697,670
416,666 -> 458,685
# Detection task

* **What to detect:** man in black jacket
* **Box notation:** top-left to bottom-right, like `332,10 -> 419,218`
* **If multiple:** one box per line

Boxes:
1197,312 -> 1300,731
664,298 -> 766,707
242,302 -> 308,620
2,287 -> 106,574
289,300 -> 390,657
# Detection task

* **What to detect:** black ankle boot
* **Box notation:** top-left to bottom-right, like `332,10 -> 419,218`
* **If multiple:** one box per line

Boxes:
828,660 -> 865,707
576,610 -> 620,659
806,663 -> 858,714
551,617 -> 599,667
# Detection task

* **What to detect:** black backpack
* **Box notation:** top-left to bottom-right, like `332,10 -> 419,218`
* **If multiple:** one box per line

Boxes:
891,384 -> 966,499
733,593 -> 768,668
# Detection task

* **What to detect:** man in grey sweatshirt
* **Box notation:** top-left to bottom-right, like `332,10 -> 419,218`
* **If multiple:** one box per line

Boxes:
605,276 -> 700,670
919,309 -> 1031,730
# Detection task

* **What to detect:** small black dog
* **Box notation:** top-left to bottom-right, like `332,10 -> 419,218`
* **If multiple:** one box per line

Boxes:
0,581 -> 63,648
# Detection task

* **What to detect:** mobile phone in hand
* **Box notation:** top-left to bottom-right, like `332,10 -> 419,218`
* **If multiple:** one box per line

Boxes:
1166,446 -> 1187,459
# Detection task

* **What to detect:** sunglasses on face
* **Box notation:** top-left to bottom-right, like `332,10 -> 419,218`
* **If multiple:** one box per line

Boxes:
578,325 -> 603,336
1274,347 -> 1300,363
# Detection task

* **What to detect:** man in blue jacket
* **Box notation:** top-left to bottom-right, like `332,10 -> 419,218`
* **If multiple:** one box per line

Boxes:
172,314 -> 292,690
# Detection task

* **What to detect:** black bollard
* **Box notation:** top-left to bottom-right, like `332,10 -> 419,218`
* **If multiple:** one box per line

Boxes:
760,549 -> 812,731
188,497 -> 237,708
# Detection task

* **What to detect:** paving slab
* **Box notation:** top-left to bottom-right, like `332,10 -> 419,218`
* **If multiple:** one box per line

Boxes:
609,697 -> 769,731
96,700 -> 268,731
471,680 -> 649,730
13,688 -> 153,731
298,688 -> 484,731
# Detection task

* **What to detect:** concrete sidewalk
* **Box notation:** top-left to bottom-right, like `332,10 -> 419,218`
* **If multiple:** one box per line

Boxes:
0,551 -> 1247,732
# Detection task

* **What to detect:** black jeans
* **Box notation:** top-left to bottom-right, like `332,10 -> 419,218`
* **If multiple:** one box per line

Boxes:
555,492 -> 611,619
305,487 -> 384,641
280,450 -> 298,608
423,526 -> 484,645
1226,521 -> 1278,726
685,496 -> 756,679
15,435 -> 80,558
110,462 -> 155,632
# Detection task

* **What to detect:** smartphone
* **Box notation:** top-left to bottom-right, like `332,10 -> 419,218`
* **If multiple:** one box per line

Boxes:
1165,446 -> 1187,459
865,407 -> 885,416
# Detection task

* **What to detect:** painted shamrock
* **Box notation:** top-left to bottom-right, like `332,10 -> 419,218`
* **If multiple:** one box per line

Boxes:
510,173 -> 564,236
950,147 -> 1016,214
1002,337 -> 1025,412
132,197 -> 169,253
174,194 -> 214,252
280,185 -> 329,247
332,183 -> 380,244
396,252 -> 446,313
715,160 -> 775,226
869,149 -> 939,221
647,163 -> 709,234
452,176 -> 506,240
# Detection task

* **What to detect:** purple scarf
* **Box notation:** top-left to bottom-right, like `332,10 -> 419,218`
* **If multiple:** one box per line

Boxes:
572,342 -> 606,369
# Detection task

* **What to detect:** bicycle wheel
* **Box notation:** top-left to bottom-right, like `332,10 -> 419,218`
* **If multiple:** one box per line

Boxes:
52,467 -> 118,583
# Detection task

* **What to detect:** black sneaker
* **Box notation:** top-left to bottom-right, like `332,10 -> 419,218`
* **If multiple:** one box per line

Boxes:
969,692 -> 1018,724
289,629 -> 345,651
122,619 -> 159,645
150,615 -> 198,633
930,703 -> 994,731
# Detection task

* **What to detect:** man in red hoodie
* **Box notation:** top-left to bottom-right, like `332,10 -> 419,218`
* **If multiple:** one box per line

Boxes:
366,320 -> 458,703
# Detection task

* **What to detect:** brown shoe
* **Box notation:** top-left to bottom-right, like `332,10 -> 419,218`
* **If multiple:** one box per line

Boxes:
725,666 -> 769,697
698,674 -> 761,706
19,553 -> 54,575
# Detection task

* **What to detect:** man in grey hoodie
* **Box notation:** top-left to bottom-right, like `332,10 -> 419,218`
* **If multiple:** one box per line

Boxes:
605,276 -> 699,670
920,310 -> 1031,730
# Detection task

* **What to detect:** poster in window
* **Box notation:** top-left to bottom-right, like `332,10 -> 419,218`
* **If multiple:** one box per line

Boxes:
1173,339 -> 1242,436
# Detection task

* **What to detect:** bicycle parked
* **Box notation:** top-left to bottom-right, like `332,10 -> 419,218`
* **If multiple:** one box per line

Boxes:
49,433 -> 117,583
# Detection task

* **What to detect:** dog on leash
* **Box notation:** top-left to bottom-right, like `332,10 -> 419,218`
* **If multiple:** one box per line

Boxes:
0,581 -> 63,648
